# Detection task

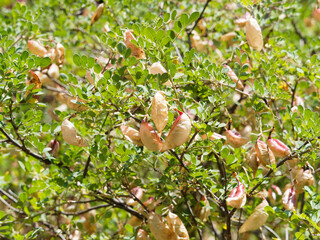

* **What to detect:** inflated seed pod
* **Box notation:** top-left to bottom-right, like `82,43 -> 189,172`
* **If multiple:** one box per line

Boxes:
226,181 -> 246,208
255,139 -> 275,167
245,17 -> 263,51
139,118 -> 163,151
151,91 -> 168,134
226,130 -> 249,148
267,137 -> 290,158
147,212 -> 177,240
126,186 -> 143,206
294,169 -> 314,194
224,65 -> 244,89
148,62 -> 167,75
282,187 -> 296,211
61,119 -> 88,147
120,124 -> 144,146
239,199 -> 269,233
167,211 -> 189,240
193,195 -> 210,222
48,63 -> 59,79
124,30 -> 146,59
28,40 -> 47,57
137,229 -> 152,240
161,109 -> 191,152
90,3 -> 104,25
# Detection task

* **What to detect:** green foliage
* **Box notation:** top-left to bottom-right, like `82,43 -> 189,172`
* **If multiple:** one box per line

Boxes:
0,0 -> 320,239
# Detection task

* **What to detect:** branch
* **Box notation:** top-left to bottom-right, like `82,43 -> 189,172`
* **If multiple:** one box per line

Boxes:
187,0 -> 212,50
54,204 -> 110,216
291,20 -> 307,44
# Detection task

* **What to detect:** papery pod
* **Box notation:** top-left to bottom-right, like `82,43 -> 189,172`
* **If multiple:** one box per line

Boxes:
255,139 -> 275,167
45,48 -> 56,63
191,31 -> 208,53
103,23 -> 110,33
55,43 -> 65,62
28,40 -> 47,57
226,181 -> 247,208
267,137 -> 290,158
148,62 -> 167,75
161,110 -> 191,152
245,17 -> 263,51
120,124 -> 144,146
234,12 -> 251,28
124,30 -> 146,59
151,91 -> 168,134
239,199 -> 269,233
282,187 -> 296,211
86,69 -> 103,85
48,63 -> 59,79
66,97 -> 89,111
126,186 -> 143,206
287,157 -> 299,169
147,212 -> 177,240
90,3 -> 104,25
128,197 -> 159,227
201,132 -> 226,141
224,65 -> 244,89
193,195 -> 210,222
140,118 -> 163,151
35,71 -> 52,86
295,169 -> 314,194
267,184 -> 282,203
226,130 -> 249,148
137,229 -> 152,240
220,32 -> 237,42
45,139 -> 60,158
167,211 -> 189,240
61,119 -> 88,147
313,9 -> 320,21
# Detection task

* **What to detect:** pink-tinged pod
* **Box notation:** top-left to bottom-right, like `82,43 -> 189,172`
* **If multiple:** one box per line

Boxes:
161,109 -> 192,152
224,65 -> 244,89
139,118 -> 163,151
226,181 -> 246,208
167,211 -> 189,240
226,130 -> 249,148
126,186 -> 144,206
295,169 -> 314,194
120,124 -> 144,146
46,139 -> 60,158
313,9 -> 320,21
255,139 -> 275,167
137,229 -> 152,240
239,198 -> 269,233
128,197 -> 158,227
282,187 -> 296,211
267,137 -> 290,158
28,40 -> 47,57
268,184 -> 282,203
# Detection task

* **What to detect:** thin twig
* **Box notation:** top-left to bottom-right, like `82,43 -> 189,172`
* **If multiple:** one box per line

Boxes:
54,204 -> 110,216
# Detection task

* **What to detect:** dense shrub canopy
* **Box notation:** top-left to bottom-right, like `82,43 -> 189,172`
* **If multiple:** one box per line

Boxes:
0,0 -> 320,239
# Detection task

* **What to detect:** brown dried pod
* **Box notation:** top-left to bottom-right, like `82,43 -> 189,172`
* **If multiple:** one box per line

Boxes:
61,119 -> 88,147
55,43 -> 65,65
294,168 -> 314,194
193,195 -> 210,222
267,136 -> 290,158
226,129 -> 249,148
120,124 -> 144,146
140,118 -> 163,151
147,212 -> 177,240
224,65 -> 244,89
220,32 -> 237,42
226,180 -> 246,208
137,229 -> 152,240
148,62 -> 167,75
151,91 -> 168,134
90,3 -> 104,25
282,187 -> 296,211
234,12 -> 251,28
66,97 -> 89,112
124,30 -> 146,59
191,31 -> 208,53
255,139 -> 275,167
48,63 -> 59,79
161,109 -> 191,152
239,199 -> 269,233
126,186 -> 144,206
28,40 -> 47,57
245,17 -> 263,51
45,139 -> 60,158
167,211 -> 189,240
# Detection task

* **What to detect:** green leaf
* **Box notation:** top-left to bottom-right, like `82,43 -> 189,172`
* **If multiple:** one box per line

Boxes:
164,12 -> 170,22
117,42 -> 127,54
189,12 -> 200,24
73,54 -> 81,66
171,10 -> 177,20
